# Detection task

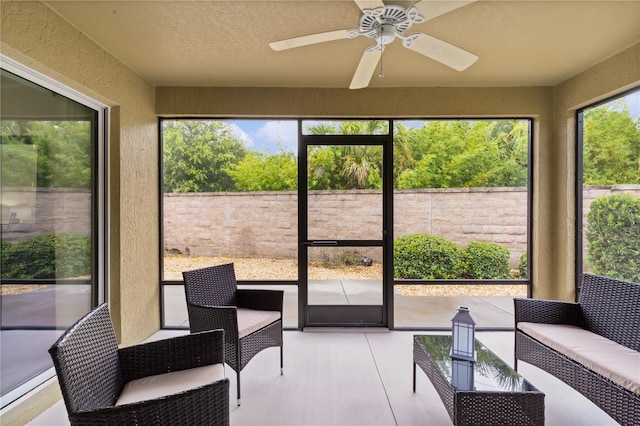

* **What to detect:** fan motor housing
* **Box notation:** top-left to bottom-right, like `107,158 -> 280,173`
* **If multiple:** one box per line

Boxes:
359,5 -> 413,37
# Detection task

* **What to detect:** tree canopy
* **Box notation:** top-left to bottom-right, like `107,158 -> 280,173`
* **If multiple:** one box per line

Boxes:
228,149 -> 297,191
160,119 -> 532,192
1,120 -> 93,188
305,120 -> 386,190
394,120 -> 529,189
162,120 -> 247,192
583,101 -> 640,185
4,103 -> 637,194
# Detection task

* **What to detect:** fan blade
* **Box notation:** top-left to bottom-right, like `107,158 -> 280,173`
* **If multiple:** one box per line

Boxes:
411,0 -> 476,22
353,0 -> 385,12
270,29 -> 351,51
404,33 -> 478,71
350,48 -> 382,89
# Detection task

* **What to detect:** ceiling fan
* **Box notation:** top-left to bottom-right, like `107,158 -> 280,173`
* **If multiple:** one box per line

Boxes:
269,0 -> 478,89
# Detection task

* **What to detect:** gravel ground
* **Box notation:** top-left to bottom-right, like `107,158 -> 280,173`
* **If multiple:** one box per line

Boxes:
164,254 -> 527,297
1,284 -> 49,296
164,254 -> 382,280
1,256 -> 527,297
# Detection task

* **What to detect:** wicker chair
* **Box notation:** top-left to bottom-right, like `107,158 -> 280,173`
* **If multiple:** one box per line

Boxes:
183,263 -> 284,406
49,303 -> 230,425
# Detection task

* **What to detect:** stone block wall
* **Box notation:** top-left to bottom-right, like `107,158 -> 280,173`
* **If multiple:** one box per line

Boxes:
163,191 -> 299,259
164,188 -> 532,266
1,188 -> 91,241
3,186 -> 637,269
164,186 -> 640,268
393,188 -> 528,265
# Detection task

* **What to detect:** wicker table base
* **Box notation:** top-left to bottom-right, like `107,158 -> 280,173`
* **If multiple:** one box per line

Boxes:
413,335 -> 544,426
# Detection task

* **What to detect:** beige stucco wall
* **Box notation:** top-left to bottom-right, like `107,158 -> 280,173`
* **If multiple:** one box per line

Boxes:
1,0 -> 160,346
157,86 -> 551,118
540,43 -> 640,300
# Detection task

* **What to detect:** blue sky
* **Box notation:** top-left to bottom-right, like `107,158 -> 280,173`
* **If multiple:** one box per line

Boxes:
226,91 -> 639,154
618,91 -> 640,119
227,120 -> 298,154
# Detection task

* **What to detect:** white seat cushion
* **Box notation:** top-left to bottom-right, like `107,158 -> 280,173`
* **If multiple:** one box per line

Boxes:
518,322 -> 640,394
237,308 -> 281,338
115,363 -> 225,406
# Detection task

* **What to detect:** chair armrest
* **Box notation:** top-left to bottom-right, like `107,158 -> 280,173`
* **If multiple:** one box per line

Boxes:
118,329 -> 225,382
514,298 -> 584,326
187,304 -> 239,343
238,289 -> 283,312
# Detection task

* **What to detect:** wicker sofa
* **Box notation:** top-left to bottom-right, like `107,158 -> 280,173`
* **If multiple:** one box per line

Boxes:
514,274 -> 640,426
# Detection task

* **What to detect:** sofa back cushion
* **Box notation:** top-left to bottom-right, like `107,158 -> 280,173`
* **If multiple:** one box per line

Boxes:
579,274 -> 640,351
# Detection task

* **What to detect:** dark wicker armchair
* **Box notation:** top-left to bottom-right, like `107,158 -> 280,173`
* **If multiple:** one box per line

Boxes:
183,263 -> 284,406
49,303 -> 230,425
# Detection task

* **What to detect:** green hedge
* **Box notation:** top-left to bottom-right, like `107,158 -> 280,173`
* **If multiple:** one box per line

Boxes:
586,194 -> 640,283
1,233 -> 91,279
394,233 -> 515,279
463,241 -> 511,279
1,240 -> 10,273
518,252 -> 528,279
394,234 -> 465,279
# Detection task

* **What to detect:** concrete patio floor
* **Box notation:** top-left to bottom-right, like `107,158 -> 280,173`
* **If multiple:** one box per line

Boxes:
164,280 -> 521,329
2,280 -> 520,409
11,280 -> 615,425
30,330 -> 617,425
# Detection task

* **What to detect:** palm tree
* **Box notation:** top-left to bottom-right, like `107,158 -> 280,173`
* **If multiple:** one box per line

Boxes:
305,121 -> 385,189
341,145 -> 382,189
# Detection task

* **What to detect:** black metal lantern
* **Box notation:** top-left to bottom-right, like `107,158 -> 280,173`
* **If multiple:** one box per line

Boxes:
450,306 -> 476,361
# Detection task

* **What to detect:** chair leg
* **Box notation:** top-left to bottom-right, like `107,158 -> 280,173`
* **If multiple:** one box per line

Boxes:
280,345 -> 284,375
236,370 -> 241,406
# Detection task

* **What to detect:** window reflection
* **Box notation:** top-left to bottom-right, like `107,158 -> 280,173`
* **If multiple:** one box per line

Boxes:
1,69 -> 99,406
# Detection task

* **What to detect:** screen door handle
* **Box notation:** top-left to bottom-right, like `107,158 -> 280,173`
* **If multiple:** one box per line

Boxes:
308,240 -> 338,246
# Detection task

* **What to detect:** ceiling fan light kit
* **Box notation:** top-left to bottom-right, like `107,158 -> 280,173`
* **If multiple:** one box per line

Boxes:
269,0 -> 479,89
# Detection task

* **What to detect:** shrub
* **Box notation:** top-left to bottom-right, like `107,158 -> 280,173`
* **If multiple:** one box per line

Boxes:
2,233 -> 91,279
1,240 -> 11,271
463,241 -> 511,279
319,249 -> 364,268
586,194 -> 640,283
394,234 -> 464,279
518,252 -> 528,279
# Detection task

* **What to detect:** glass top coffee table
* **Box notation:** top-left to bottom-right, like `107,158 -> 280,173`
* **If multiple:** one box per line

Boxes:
413,335 -> 544,426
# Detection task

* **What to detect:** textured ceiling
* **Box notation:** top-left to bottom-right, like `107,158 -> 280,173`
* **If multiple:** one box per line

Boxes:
44,0 -> 640,89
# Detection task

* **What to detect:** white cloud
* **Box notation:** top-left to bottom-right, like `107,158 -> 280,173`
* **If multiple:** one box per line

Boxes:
228,123 -> 254,149
254,121 -> 298,153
